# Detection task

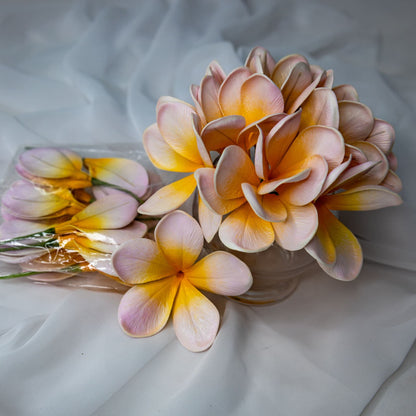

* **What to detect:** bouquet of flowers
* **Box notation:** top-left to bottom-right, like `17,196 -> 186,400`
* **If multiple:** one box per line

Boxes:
139,46 -> 402,280
0,47 -> 402,351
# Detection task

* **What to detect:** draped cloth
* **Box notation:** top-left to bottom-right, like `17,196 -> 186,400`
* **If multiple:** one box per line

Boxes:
0,0 -> 415,414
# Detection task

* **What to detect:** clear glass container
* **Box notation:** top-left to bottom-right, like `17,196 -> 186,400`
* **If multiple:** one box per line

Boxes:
206,235 -> 316,305
193,194 -> 317,305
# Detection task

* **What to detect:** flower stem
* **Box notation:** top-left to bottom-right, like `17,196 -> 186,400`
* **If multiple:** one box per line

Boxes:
0,264 -> 83,280
0,238 -> 59,252
0,228 -> 56,244
90,178 -> 144,203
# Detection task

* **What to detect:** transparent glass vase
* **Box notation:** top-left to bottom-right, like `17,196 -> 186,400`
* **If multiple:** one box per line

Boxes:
206,235 -> 316,305
193,194 -> 317,305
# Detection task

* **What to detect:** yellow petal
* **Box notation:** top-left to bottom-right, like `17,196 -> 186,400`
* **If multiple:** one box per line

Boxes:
279,155 -> 328,206
143,123 -> 203,172
278,125 -> 344,172
200,74 -> 222,123
197,196 -> 222,243
218,67 -> 251,117
265,110 -> 301,170
321,185 -> 402,211
173,279 -> 219,352
380,170 -> 402,193
219,203 -> 275,253
333,85 -> 359,102
157,102 -> 204,165
186,251 -> 252,295
57,194 -> 138,231
307,205 -> 362,281
299,87 -> 339,130
271,54 -> 309,89
155,210 -> 203,270
215,145 -> 259,199
305,219 -> 336,265
272,202 -> 318,251
138,174 -> 196,216
118,276 -> 180,337
242,183 -> 287,222
280,61 -> 313,112
240,74 -> 284,124
112,238 -> 177,284
84,157 -> 149,198
195,167 -> 246,215
245,46 -> 276,77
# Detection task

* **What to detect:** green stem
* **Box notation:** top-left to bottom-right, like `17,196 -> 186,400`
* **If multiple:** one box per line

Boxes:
0,227 -> 56,244
0,264 -> 83,280
0,271 -> 43,279
90,178 -> 144,203
0,238 -> 60,252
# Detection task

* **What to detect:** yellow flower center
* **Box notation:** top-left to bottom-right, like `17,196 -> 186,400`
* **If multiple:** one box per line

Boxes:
176,271 -> 185,280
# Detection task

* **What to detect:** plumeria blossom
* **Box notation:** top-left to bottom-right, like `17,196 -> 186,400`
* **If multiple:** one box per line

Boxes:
16,147 -> 151,199
0,191 -> 145,281
305,157 -> 403,280
139,46 -> 403,283
192,61 -> 285,151
0,146 -> 155,283
140,63 -> 289,237
16,147 -> 91,189
196,121 -> 345,252
246,47 -> 334,114
1,180 -> 86,222
113,210 -> 252,352
246,48 -> 401,193
335,92 -> 401,192
138,98 -> 214,217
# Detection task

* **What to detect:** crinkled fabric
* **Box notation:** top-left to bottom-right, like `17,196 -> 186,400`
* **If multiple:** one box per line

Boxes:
0,0 -> 415,415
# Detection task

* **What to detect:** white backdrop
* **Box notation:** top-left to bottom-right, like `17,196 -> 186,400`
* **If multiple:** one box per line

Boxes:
0,0 -> 415,415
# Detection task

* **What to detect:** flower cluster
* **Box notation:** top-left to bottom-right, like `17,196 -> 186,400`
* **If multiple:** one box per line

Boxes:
0,47 -> 404,352
140,46 -> 402,281
0,148 -> 253,351
0,147 -> 150,281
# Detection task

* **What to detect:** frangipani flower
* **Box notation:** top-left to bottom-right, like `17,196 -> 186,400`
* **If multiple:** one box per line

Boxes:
192,62 -> 285,151
113,210 -> 252,352
138,98 -> 213,217
196,122 -> 345,252
0,194 -> 140,264
1,180 -> 86,221
16,147 -> 151,200
246,48 -> 333,114
335,94 -> 401,192
299,152 -> 402,280
16,147 -> 91,189
140,65 -> 290,236
0,147 -> 155,285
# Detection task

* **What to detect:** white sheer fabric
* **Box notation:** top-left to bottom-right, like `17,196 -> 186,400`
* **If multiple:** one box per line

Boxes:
0,0 -> 415,415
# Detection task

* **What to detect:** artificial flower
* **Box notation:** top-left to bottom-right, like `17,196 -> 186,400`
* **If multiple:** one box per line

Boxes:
305,155 -> 403,280
16,147 -> 91,189
138,98 -> 213,217
246,47 -> 333,114
196,122 -> 345,252
113,210 -> 252,351
1,180 -> 86,221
